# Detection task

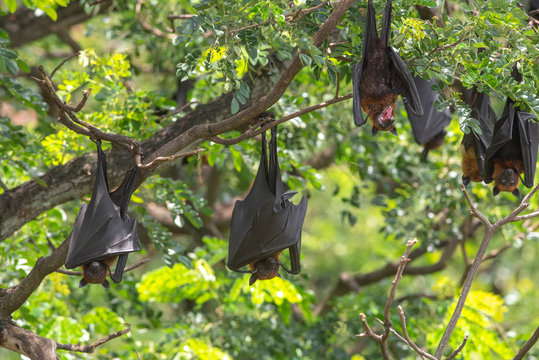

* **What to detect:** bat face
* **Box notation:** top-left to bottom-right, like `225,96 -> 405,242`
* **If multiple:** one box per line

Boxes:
248,253 -> 282,285
492,160 -> 523,197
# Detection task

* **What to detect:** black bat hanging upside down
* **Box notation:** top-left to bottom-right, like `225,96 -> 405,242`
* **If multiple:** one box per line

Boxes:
483,98 -> 539,197
353,0 -> 423,136
65,140 -> 141,289
460,88 -> 496,186
227,126 -> 307,286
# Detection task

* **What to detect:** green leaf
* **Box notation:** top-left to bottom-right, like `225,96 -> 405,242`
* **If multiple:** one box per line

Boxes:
5,58 -> 18,75
230,146 -> 243,172
41,7 -> 58,21
230,97 -> 240,114
5,0 -> 17,12
299,53 -> 312,66
16,59 -> 30,73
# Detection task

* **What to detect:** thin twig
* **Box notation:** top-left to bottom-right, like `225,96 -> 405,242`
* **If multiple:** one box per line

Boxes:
445,335 -> 468,360
135,0 -> 175,38
512,325 -> 539,360
50,51 -> 80,79
396,306 -> 437,360
461,184 -> 491,227
137,148 -> 205,169
56,325 -> 130,353
167,14 -> 196,20
383,239 -> 418,340
207,94 -> 352,145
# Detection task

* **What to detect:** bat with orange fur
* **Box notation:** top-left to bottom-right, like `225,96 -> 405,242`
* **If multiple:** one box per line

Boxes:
483,98 -> 538,197
353,0 -> 423,136
460,89 -> 496,186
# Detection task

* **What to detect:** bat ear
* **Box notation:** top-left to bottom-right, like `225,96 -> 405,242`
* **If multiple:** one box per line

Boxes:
277,273 -> 284,280
102,279 -> 111,290
390,127 -> 398,136
493,186 -> 500,196
79,279 -> 88,288
462,176 -> 470,187
512,188 -> 520,198
371,127 -> 378,136
249,274 -> 258,286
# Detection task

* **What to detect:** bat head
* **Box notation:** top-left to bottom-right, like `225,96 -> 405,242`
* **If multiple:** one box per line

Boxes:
493,168 -> 520,196
372,106 -> 396,136
248,256 -> 281,285
80,260 -> 111,289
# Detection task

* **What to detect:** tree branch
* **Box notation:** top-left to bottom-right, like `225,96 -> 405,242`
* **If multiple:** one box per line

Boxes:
0,320 -> 59,360
512,325 -> 539,360
435,184 -> 539,358
56,325 -> 131,353
0,235 -> 70,317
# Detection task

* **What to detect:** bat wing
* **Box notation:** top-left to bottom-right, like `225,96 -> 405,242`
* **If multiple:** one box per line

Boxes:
406,76 -> 451,144
65,141 -> 141,269
352,62 -> 366,126
462,90 -> 497,176
483,103 -> 515,184
353,0 -> 378,127
227,195 -> 307,270
388,47 -> 423,117
516,108 -> 539,187
380,0 -> 393,47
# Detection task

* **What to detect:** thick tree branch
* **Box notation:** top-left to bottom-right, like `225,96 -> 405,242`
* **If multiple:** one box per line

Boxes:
0,320 -> 59,360
0,235 -> 70,317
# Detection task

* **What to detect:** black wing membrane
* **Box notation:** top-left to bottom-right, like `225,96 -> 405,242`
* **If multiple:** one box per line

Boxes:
516,106 -> 539,187
352,62 -> 366,126
483,100 -> 539,187
352,0 -> 378,127
461,90 -> 497,177
65,140 -> 141,282
227,126 -> 308,272
405,75 -> 450,144
389,48 -> 423,117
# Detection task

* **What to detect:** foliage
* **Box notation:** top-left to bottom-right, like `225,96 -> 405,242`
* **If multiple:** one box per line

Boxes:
1,0 -> 539,359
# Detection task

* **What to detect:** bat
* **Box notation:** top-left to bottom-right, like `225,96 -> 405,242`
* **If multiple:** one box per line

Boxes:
227,126 -> 308,286
460,89 -> 497,186
65,139 -> 141,289
483,98 -> 539,197
405,75 -> 451,158
353,0 -> 423,136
